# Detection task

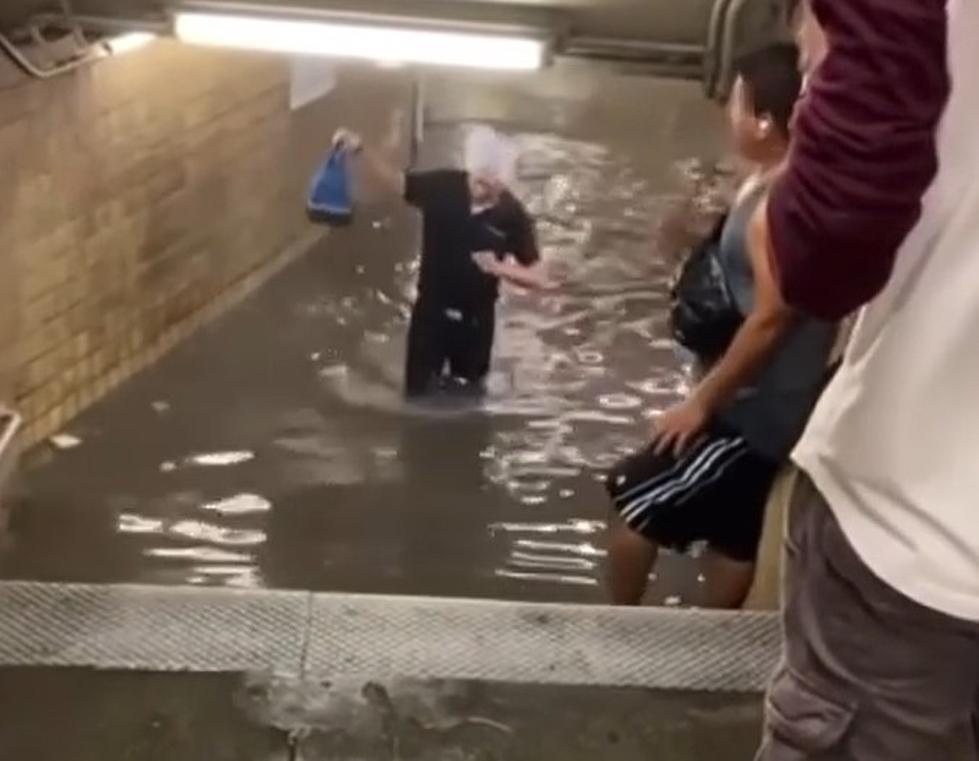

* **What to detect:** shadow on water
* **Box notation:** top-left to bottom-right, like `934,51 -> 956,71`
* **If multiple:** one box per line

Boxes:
2,123 -> 714,605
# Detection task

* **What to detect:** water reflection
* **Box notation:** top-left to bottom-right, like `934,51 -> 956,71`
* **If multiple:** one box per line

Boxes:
489,520 -> 606,536
118,494 -> 267,588
490,518 -> 609,588
495,569 -> 599,587
186,451 -> 256,467
201,493 -> 272,517
169,520 -> 266,547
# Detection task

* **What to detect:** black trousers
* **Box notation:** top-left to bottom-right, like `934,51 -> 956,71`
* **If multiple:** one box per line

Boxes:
404,298 -> 496,398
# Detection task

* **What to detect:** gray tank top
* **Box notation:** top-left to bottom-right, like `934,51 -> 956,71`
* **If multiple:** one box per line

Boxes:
715,179 -> 837,461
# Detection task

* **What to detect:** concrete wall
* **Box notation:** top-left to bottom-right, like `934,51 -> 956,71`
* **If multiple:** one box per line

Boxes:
423,63 -> 725,163
0,40 -> 412,446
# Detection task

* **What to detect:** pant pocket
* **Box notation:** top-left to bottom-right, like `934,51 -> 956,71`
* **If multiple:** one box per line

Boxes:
765,665 -> 856,754
784,472 -> 818,555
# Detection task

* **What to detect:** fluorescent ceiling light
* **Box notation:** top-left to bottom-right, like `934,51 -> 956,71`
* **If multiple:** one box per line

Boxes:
105,31 -> 157,55
174,12 -> 546,71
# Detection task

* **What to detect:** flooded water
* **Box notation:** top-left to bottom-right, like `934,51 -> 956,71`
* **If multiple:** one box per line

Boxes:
1,85 -> 728,604
307,127 -> 694,591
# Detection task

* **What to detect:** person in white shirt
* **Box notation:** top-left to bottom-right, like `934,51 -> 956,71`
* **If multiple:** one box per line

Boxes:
752,1 -> 979,759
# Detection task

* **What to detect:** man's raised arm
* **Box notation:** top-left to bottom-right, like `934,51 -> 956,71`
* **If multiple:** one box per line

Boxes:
759,0 -> 950,320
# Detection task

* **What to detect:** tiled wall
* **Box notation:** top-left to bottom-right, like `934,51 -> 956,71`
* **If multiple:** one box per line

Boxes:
0,40 -> 411,446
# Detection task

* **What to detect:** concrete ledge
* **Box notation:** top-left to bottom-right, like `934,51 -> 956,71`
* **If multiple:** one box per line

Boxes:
307,592 -> 780,692
0,582 -> 780,692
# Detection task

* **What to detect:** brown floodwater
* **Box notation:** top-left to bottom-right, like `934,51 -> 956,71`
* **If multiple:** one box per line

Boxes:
0,75 -> 728,606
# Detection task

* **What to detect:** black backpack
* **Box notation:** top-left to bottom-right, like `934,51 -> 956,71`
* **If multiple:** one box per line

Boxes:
669,213 -> 744,361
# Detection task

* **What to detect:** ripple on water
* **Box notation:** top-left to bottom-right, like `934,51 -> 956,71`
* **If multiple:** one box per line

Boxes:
494,569 -> 598,587
201,493 -> 272,516
519,495 -> 548,506
510,551 -> 596,572
146,546 -> 252,563
186,451 -> 255,467
318,364 -> 349,379
514,539 -> 606,558
598,393 -> 642,410
118,514 -> 165,535
573,349 -> 604,365
507,479 -> 552,494
560,410 -> 634,426
169,520 -> 266,547
189,565 -> 263,588
489,519 -> 605,536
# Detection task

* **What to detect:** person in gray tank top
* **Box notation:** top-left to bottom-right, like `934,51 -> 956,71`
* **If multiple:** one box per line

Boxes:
716,180 -> 836,461
606,43 -> 836,608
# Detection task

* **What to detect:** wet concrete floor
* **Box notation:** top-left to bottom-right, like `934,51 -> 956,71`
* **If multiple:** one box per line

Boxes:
0,668 -> 763,761
0,76 -> 727,605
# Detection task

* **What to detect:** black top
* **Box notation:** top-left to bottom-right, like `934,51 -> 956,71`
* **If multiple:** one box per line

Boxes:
404,169 -> 539,311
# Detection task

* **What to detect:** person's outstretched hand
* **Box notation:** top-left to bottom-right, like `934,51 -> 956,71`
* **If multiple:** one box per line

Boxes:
653,397 -> 709,457
472,252 -> 559,291
472,251 -> 502,276
332,128 -> 362,152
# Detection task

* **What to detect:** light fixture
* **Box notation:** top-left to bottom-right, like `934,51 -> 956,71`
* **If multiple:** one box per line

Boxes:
105,31 -> 157,55
173,11 -> 547,71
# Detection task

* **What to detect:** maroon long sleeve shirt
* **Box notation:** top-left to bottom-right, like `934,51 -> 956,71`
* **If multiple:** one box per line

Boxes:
767,0 -> 950,320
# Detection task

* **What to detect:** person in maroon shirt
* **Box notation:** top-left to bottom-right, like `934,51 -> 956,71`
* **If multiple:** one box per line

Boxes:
750,1 -> 979,760
760,0 -> 948,320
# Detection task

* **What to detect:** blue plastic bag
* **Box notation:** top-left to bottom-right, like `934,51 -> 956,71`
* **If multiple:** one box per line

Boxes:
307,145 -> 353,226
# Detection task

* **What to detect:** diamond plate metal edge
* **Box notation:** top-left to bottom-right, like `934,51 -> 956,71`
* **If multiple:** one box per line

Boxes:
0,583 -> 781,691
0,582 -> 309,673
305,593 -> 781,692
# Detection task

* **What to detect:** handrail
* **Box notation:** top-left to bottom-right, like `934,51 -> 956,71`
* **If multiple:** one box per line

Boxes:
0,409 -> 22,507
0,410 -> 21,463
0,30 -> 106,80
716,0 -> 756,98
703,0 -> 737,98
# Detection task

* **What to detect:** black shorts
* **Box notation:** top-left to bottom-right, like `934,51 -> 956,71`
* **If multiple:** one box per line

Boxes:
606,427 -> 779,563
404,299 -> 496,398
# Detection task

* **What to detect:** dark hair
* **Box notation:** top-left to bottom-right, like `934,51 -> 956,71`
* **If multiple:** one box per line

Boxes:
734,43 -> 802,137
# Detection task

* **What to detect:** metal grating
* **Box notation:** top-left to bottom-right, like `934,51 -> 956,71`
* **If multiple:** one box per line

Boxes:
306,594 -> 780,692
0,582 -> 780,692
0,582 -> 309,672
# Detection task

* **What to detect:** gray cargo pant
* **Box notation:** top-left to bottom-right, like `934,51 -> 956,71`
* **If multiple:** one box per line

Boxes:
756,475 -> 979,760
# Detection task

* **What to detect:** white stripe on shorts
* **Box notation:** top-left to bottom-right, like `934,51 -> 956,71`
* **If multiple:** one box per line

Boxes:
620,436 -> 746,526
613,438 -> 711,505
619,437 -> 740,523
650,437 -> 746,505
673,441 -> 750,507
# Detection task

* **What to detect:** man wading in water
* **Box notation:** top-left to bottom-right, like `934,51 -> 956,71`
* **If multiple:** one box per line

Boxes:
334,125 -> 552,399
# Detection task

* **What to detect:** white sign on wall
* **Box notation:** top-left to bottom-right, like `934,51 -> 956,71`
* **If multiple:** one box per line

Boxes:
289,57 -> 338,110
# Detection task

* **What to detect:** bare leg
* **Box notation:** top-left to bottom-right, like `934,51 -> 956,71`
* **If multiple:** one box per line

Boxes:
701,547 -> 755,609
606,513 -> 659,605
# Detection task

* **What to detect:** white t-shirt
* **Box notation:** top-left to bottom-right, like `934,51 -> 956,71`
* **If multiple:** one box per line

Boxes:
794,0 -> 979,621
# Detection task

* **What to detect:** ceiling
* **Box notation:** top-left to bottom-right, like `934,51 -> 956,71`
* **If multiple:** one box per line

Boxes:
1,0 -> 716,46
1,0 -> 786,94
